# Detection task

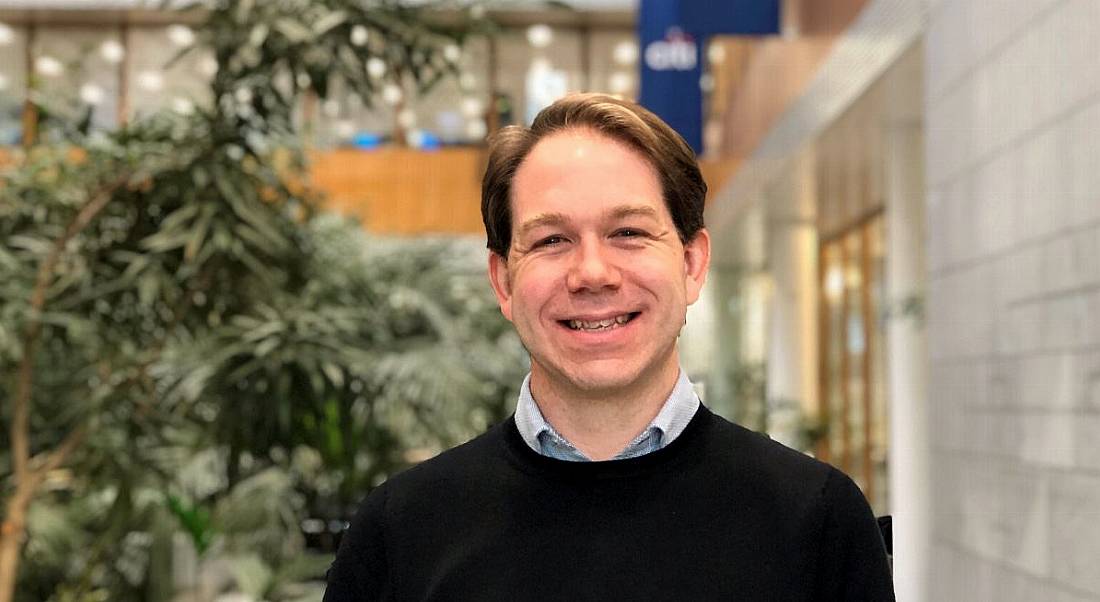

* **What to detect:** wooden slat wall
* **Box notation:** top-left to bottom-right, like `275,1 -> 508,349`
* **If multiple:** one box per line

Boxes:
309,147 -> 488,236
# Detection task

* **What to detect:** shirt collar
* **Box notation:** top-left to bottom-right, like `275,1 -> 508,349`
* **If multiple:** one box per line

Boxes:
513,369 -> 701,461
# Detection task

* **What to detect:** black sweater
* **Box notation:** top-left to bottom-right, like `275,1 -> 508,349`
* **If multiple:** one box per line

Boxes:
324,405 -> 895,601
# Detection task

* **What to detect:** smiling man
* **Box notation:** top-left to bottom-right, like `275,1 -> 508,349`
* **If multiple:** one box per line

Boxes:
324,94 -> 895,601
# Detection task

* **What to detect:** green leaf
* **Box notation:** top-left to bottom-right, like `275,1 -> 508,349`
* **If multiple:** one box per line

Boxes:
249,23 -> 270,48
312,10 -> 348,36
234,0 -> 256,24
140,228 -> 191,252
137,273 -> 161,307
7,234 -> 54,254
270,552 -> 334,591
253,336 -> 281,357
321,361 -> 344,388
166,494 -> 215,555
184,204 -> 215,262
225,553 -> 274,599
274,18 -> 315,44
116,252 -> 150,281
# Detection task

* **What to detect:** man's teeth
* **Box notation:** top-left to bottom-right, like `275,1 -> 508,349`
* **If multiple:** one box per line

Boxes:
567,314 -> 633,331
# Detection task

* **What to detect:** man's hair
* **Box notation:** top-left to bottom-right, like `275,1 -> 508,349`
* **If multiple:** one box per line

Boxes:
481,93 -> 707,258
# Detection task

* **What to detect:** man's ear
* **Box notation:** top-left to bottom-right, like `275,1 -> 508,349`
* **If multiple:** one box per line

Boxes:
683,228 -> 711,306
488,251 -> 514,322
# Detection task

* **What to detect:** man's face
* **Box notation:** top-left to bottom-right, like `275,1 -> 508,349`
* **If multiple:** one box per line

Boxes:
488,129 -> 710,399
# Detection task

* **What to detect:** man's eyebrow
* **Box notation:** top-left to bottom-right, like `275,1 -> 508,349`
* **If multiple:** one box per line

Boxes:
515,205 -> 660,238
608,205 -> 660,220
516,213 -> 569,238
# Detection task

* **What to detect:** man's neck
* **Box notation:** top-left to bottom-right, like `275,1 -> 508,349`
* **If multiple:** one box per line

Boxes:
529,359 -> 682,461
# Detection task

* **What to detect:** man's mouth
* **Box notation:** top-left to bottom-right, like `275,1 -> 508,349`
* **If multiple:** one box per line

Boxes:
560,312 -> 640,332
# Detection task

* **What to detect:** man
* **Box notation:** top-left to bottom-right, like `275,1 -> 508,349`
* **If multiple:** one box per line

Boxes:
324,94 -> 894,600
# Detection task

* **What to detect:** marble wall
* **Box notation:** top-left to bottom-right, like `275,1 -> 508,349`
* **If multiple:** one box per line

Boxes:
925,0 -> 1100,599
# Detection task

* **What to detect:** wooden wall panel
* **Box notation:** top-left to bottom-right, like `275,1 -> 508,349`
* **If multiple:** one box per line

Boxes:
791,0 -> 870,36
309,148 -> 487,236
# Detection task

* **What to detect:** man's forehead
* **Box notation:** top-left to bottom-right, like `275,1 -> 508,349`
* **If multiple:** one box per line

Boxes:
512,134 -> 660,200
524,127 -> 615,159
517,128 -> 651,176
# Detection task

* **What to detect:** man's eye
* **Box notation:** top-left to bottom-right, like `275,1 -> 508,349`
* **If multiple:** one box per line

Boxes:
537,235 -> 565,247
614,229 -> 644,238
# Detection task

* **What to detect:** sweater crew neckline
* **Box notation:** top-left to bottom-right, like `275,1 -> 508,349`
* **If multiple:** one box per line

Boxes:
499,403 -> 716,480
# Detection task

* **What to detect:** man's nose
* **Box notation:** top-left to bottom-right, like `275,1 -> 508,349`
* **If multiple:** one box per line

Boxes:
566,238 -> 621,293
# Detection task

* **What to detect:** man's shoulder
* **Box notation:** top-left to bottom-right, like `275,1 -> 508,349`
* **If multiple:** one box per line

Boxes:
381,418 -> 511,495
703,411 -> 838,502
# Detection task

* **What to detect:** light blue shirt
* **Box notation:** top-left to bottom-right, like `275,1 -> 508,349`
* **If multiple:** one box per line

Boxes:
514,370 -> 701,462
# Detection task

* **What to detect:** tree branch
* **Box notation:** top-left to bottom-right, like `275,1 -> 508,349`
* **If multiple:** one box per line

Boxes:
28,424 -> 87,478
10,172 -> 130,482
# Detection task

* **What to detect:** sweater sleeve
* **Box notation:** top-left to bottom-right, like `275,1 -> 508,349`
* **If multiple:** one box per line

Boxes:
814,467 -> 896,601
323,482 -> 392,601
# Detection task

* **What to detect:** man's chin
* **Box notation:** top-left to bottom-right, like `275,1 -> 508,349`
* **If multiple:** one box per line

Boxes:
537,360 -> 644,397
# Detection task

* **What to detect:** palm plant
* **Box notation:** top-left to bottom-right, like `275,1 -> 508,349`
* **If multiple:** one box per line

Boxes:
163,216 -> 526,513
1,2 -> 499,601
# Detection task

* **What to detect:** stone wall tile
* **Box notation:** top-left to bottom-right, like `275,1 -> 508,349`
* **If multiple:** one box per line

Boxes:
995,244 -> 1042,306
1066,103 -> 1100,225
1072,414 -> 1100,472
998,302 -> 1042,355
1039,293 -> 1091,351
1081,351 -> 1100,411
1049,472 -> 1100,595
1041,235 -> 1077,294
1018,412 -> 1076,468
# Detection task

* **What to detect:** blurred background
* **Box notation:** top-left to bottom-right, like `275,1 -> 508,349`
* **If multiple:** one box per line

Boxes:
1,0 -> 1098,601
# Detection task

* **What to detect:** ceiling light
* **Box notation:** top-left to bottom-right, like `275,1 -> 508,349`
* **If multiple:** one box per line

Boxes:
397,108 -> 417,129
367,57 -> 386,79
198,56 -> 218,78
526,24 -> 552,49
100,39 -> 125,64
34,56 -> 64,78
466,119 -> 487,140
335,119 -> 355,139
381,83 -> 403,105
171,97 -> 194,115
460,96 -> 482,118
443,44 -> 461,63
167,24 -> 195,47
0,23 -> 15,46
137,71 -> 164,92
608,71 -> 633,94
612,40 -> 637,65
79,83 -> 105,105
350,25 -> 369,47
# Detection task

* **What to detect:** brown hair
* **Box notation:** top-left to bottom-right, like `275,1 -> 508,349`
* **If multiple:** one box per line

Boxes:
481,93 -> 706,257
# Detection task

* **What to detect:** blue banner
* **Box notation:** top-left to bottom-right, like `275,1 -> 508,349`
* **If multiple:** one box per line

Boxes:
638,0 -> 780,153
